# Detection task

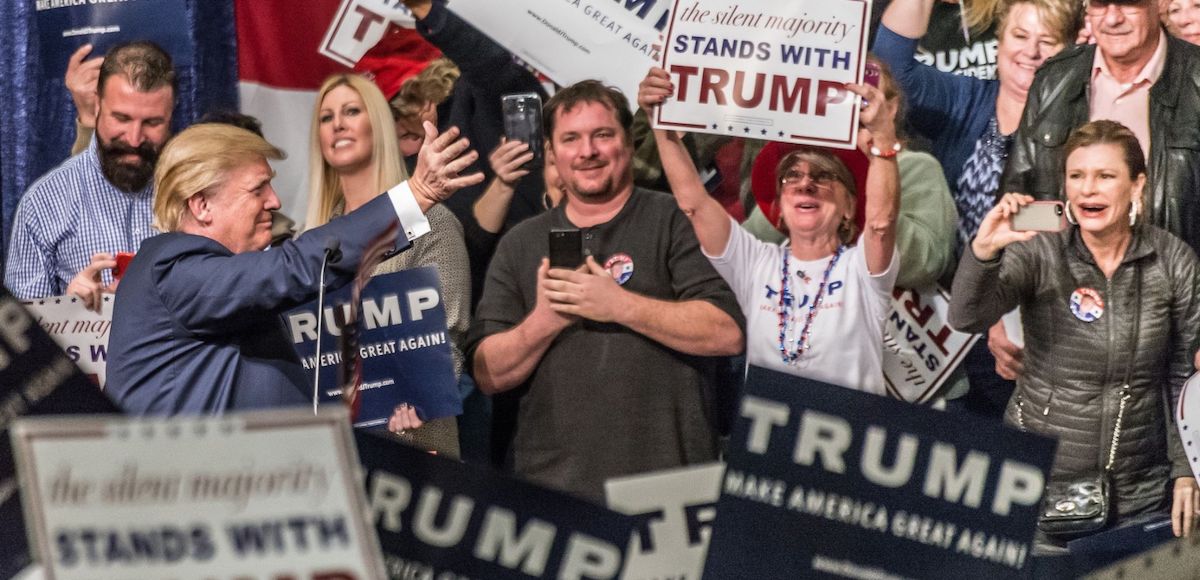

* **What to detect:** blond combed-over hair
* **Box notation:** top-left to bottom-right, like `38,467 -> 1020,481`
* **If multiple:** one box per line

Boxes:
153,123 -> 284,232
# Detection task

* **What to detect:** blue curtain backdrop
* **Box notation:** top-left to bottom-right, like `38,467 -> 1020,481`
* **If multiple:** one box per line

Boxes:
0,0 -> 239,271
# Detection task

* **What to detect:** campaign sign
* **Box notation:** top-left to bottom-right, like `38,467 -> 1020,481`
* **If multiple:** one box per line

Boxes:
22,295 -> 113,390
284,267 -> 460,428
0,288 -> 119,579
449,0 -> 664,111
1177,373 -> 1200,482
656,0 -> 871,149
883,286 -> 979,404
35,0 -> 193,78
703,366 -> 1056,579
319,0 -> 416,68
605,463 -> 723,580
10,408 -> 385,580
355,430 -> 634,579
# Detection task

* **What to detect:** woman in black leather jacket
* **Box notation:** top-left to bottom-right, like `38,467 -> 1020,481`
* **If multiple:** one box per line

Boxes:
949,120 -> 1200,550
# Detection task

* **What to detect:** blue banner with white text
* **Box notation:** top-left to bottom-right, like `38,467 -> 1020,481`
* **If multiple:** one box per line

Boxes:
34,0 -> 194,78
284,267 -> 461,428
703,366 -> 1056,579
356,430 -> 634,579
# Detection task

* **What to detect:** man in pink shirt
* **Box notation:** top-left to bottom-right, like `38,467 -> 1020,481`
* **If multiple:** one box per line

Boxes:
1002,0 -> 1200,250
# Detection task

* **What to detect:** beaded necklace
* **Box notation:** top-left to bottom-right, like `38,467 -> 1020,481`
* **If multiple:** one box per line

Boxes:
778,245 -> 844,364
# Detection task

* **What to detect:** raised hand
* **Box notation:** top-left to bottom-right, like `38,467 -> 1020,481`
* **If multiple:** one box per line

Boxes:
65,44 -> 103,128
971,193 -> 1039,261
408,122 -> 484,211
638,67 -> 674,116
489,139 -> 533,187
845,82 -> 899,156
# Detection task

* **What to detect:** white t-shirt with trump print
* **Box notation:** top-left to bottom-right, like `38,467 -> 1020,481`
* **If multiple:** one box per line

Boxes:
705,219 -> 898,395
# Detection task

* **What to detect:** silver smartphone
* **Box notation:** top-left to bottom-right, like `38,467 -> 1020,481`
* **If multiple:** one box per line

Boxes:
1012,201 -> 1067,232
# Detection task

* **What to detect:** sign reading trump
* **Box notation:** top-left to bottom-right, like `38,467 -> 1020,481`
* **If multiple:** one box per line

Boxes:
284,267 -> 461,428
703,366 -> 1056,579
655,0 -> 872,149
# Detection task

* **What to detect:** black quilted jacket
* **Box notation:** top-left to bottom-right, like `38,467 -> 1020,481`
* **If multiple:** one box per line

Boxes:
949,225 -> 1199,521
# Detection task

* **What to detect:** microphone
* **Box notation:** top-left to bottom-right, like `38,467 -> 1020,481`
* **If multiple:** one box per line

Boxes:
312,237 -> 342,414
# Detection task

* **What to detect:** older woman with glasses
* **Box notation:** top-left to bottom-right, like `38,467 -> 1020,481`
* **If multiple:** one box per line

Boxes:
639,68 -> 902,393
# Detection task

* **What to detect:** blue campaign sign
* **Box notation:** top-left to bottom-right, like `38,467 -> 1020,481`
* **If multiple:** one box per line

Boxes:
355,430 -> 634,579
34,0 -> 193,77
703,366 -> 1057,579
0,288 -> 120,579
283,267 -> 461,429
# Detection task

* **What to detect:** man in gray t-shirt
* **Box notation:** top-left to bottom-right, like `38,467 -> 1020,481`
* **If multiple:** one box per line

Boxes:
467,80 -> 744,503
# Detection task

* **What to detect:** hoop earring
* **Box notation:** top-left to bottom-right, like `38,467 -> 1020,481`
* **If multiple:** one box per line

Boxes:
1065,200 -> 1078,225
1129,200 -> 1139,227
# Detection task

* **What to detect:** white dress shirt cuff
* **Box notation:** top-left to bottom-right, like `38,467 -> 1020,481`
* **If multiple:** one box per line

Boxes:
386,181 -> 431,242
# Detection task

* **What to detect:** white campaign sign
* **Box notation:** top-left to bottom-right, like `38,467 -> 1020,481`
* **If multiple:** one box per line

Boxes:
1178,373 -> 1200,483
605,463 -> 723,580
10,408 -> 385,580
448,0 -> 665,109
22,295 -> 112,390
655,0 -> 871,149
883,286 -> 979,403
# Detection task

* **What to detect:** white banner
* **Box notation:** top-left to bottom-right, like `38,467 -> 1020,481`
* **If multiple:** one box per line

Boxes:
448,0 -> 665,109
10,408 -> 385,580
655,0 -> 871,149
319,0 -> 416,67
22,295 -> 112,390
883,286 -> 979,403
605,463 -> 723,580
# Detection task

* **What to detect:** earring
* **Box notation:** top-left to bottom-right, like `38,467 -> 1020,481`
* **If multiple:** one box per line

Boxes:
1065,200 -> 1078,225
1129,200 -> 1139,227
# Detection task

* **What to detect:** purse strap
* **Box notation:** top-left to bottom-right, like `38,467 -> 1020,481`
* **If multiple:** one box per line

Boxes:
1104,262 -> 1140,473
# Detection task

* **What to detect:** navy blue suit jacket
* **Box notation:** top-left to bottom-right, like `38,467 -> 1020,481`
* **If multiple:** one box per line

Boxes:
106,194 -> 409,415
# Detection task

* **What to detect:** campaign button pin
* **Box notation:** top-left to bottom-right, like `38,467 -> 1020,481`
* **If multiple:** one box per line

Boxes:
604,253 -> 634,285
1069,287 -> 1104,322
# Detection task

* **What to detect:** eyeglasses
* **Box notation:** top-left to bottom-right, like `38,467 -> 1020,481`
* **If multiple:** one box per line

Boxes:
1085,0 -> 1149,14
780,169 -> 837,188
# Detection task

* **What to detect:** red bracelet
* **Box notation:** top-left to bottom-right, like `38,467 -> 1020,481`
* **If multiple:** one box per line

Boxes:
868,140 -> 902,159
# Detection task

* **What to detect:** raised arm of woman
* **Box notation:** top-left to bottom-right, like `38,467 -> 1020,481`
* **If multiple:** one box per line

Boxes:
638,67 -> 732,257
848,83 -> 901,275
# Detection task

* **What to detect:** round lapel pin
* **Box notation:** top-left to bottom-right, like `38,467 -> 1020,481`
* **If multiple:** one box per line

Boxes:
1069,287 -> 1104,322
604,253 -> 634,286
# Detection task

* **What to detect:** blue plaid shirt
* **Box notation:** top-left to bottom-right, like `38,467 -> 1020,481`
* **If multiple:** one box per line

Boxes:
4,138 -> 156,299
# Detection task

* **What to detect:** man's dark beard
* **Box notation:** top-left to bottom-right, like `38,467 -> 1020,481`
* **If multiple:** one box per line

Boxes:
98,138 -> 159,192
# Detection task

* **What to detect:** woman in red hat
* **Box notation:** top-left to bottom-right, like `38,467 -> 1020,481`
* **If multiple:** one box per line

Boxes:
639,68 -> 902,394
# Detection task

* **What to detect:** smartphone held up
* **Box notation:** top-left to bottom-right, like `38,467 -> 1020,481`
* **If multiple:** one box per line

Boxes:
502,92 -> 544,168
1011,201 -> 1067,232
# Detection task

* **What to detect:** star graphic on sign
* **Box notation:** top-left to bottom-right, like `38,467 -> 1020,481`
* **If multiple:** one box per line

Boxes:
744,127 -> 750,133
778,131 -> 785,137
711,123 -> 718,129
727,125 -> 734,131
761,129 -> 768,135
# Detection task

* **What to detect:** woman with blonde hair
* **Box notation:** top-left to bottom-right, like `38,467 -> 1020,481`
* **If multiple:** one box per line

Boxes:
306,73 -> 470,457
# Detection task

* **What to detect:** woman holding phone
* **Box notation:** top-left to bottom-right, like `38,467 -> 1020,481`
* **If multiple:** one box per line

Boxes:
949,121 -> 1200,547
